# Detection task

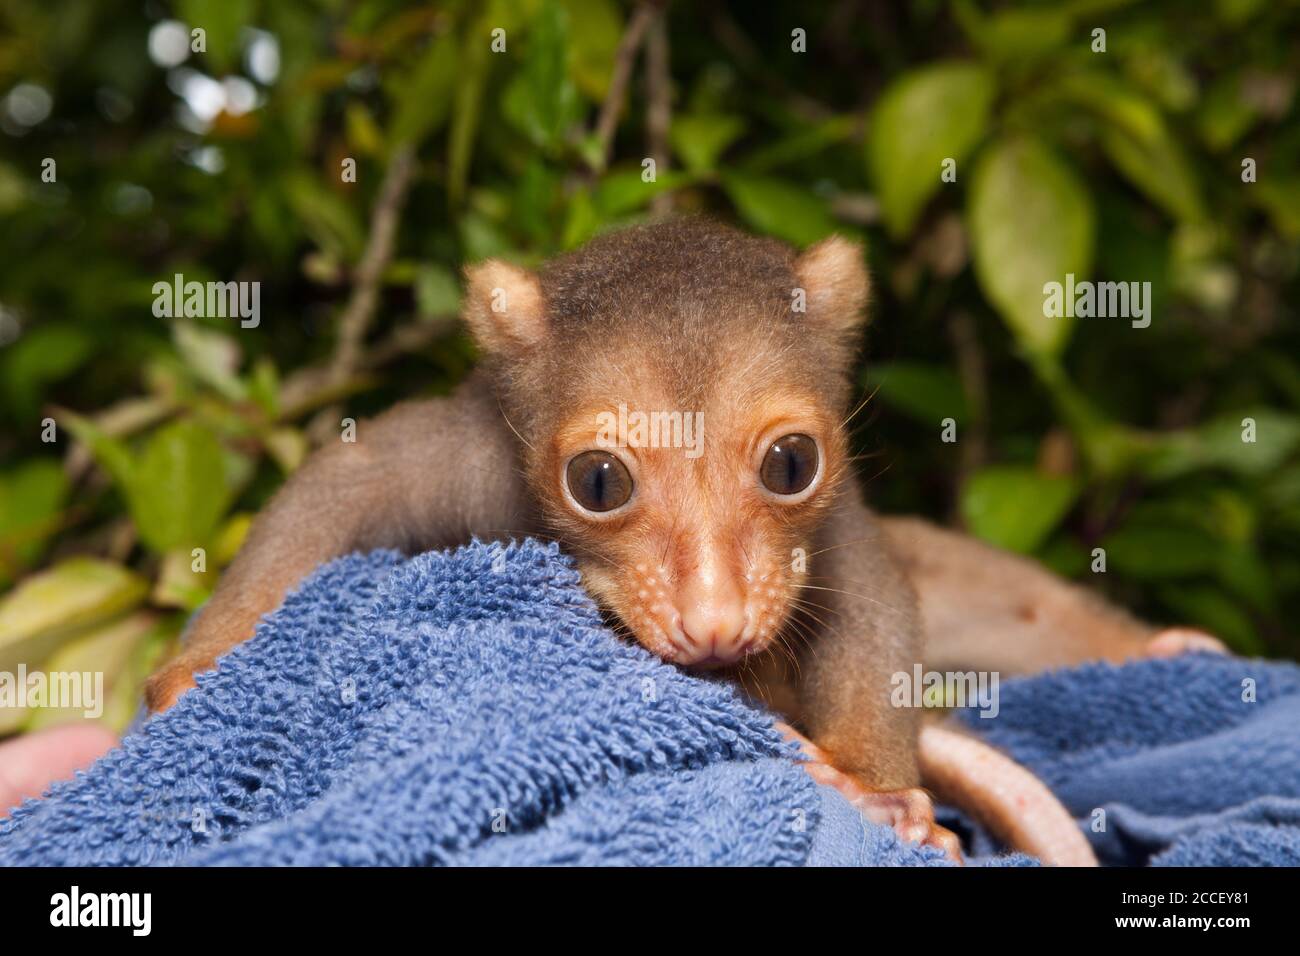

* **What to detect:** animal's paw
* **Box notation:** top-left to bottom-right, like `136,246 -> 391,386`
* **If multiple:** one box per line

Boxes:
1144,627 -> 1228,659
143,656 -> 208,713
775,722 -> 963,863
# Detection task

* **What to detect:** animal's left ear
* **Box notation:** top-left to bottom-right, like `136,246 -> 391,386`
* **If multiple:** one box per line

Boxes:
794,235 -> 870,332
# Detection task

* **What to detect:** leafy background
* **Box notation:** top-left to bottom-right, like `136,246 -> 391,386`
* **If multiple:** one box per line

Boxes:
1,0 -> 1298,738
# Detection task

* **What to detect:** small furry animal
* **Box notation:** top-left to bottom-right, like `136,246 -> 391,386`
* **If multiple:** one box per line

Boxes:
145,219 -> 1222,862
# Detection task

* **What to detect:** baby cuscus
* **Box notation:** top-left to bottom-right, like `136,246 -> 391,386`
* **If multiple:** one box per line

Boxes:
145,219 -> 1223,864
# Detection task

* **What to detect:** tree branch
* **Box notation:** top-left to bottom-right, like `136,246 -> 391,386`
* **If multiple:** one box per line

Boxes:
305,144 -> 418,444
328,143 -> 418,386
644,8 -> 673,215
948,308 -> 989,520
592,2 -> 659,171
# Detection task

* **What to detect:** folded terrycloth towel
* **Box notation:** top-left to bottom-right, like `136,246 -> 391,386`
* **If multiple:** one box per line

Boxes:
1,540 -> 1297,866
806,653 -> 1300,866
957,654 -> 1300,866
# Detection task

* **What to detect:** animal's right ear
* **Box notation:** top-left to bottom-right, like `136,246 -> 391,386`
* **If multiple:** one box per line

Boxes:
462,259 -> 547,354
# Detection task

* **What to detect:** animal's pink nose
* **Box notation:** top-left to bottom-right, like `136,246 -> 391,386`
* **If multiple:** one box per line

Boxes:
676,602 -> 748,666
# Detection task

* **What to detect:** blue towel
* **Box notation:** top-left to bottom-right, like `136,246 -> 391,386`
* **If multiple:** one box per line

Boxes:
1,539 -> 1297,866
806,655 -> 1300,867
958,654 -> 1300,866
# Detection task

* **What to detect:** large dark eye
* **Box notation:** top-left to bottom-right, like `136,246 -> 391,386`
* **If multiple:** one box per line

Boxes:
566,451 -> 634,513
760,434 -> 819,496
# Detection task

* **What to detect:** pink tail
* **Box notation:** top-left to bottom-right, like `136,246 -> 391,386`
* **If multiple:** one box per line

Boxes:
919,724 -> 1098,867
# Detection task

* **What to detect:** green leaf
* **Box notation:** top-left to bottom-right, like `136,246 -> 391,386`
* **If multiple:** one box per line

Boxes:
246,358 -> 280,418
459,211 -> 514,261
1140,409 -> 1300,480
1214,0 -> 1269,25
721,173 -> 839,247
1254,176 -> 1300,239
1100,126 -> 1204,224
1051,73 -> 1204,223
415,263 -> 462,319
513,158 -> 561,243
262,427 -> 307,475
285,172 -> 366,261
388,29 -> 459,147
1036,535 -> 1091,578
174,321 -> 246,401
960,465 -> 1081,553
344,102 -> 385,158
1198,75 -> 1258,150
64,414 -> 236,554
0,459 -> 68,586
595,167 -> 696,217
213,513 -> 253,567
152,548 -> 214,611
448,10 -> 498,205
560,0 -> 623,100
957,3 -> 1072,62
128,421 -> 232,554
0,323 -> 94,420
562,186 -> 601,249
743,116 -> 856,173
968,137 -> 1095,357
671,113 -> 746,173
61,413 -> 137,493
176,0 -> 253,73
24,611 -> 162,732
0,160 -> 26,215
863,362 -> 969,425
1100,524 -> 1221,579
502,3 -> 582,152
867,62 -> 995,237
0,558 -> 147,675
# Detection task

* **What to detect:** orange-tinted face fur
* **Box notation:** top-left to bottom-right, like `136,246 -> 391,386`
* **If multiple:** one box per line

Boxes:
468,219 -> 867,670
539,369 -> 850,667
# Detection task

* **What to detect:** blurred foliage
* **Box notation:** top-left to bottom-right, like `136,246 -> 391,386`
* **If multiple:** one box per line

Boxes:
1,0 -> 1299,738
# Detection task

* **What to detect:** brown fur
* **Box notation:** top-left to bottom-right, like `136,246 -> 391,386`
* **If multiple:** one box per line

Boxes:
144,218 -> 1158,803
